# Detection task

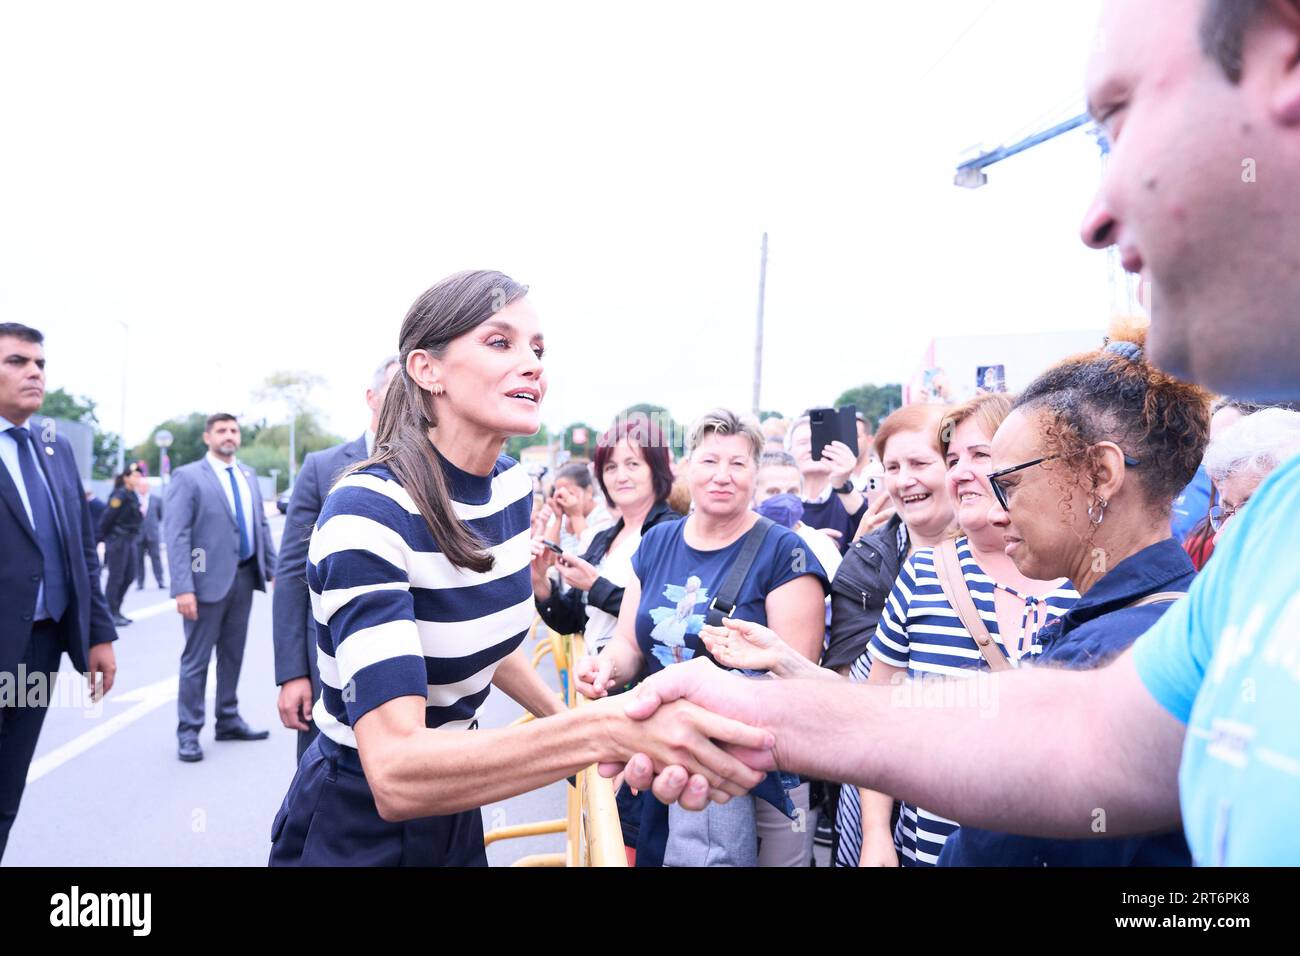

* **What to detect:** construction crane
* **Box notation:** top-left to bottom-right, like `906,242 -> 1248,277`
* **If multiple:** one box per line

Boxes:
953,110 -> 1139,314
953,112 -> 1093,188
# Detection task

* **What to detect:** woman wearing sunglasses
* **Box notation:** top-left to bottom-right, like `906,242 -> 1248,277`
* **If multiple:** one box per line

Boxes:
936,334 -> 1208,867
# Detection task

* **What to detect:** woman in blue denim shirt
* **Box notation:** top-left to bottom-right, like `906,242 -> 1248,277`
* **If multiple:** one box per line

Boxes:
937,335 -> 1209,867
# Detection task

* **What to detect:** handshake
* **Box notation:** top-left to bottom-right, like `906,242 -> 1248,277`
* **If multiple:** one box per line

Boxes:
581,656 -> 782,811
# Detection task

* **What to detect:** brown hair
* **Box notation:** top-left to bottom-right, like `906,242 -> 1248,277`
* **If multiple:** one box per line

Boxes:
362,270 -> 529,573
205,413 -> 238,431
939,393 -> 1014,460
873,403 -> 949,463
1201,0 -> 1266,82
1014,329 -> 1211,516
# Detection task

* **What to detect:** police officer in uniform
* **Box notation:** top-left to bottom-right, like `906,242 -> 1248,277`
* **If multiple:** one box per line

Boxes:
99,464 -> 143,627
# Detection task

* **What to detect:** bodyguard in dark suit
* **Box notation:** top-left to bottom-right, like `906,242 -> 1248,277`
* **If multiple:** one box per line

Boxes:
163,412 -> 276,763
134,482 -> 165,589
0,323 -> 117,861
273,355 -> 398,760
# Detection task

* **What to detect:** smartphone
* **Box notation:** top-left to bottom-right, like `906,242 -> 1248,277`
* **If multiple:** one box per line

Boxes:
865,475 -> 882,494
809,405 -> 859,460
541,540 -> 564,555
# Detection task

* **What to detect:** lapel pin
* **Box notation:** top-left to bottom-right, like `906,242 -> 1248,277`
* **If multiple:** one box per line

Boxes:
45,446 -> 54,456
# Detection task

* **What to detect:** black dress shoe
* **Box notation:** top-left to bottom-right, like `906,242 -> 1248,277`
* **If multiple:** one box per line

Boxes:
215,720 -> 270,741
178,737 -> 203,762
112,614 -> 132,627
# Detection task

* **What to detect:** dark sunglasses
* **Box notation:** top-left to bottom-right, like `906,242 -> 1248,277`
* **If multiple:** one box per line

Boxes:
988,451 -> 1141,512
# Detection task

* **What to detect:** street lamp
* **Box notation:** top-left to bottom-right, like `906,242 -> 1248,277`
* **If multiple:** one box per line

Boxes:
154,429 -> 173,487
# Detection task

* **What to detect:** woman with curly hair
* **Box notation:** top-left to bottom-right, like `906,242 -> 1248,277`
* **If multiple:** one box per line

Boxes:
937,333 -> 1209,866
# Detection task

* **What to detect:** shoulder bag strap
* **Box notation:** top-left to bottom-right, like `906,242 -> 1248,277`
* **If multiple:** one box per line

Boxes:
1125,591 -> 1188,609
705,515 -> 774,627
931,537 -> 1011,672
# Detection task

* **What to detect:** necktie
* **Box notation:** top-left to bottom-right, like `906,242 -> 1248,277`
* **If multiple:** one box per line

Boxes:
226,466 -> 253,562
7,427 -> 70,622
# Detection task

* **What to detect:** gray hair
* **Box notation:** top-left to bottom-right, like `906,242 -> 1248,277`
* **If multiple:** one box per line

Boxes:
783,415 -> 809,453
371,355 -> 400,394
1203,408 -> 1300,483
687,407 -> 764,463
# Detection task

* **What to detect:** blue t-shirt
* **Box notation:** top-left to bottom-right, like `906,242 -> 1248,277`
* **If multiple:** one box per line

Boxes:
631,517 -> 829,675
1170,464 -> 1213,544
1133,452 -> 1300,865
627,515 -> 830,867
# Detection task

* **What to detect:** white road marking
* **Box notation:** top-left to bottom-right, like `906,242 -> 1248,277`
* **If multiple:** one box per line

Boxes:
25,674 -> 214,784
119,598 -> 179,622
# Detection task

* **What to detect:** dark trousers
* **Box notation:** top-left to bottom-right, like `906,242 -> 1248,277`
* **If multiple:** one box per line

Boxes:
104,534 -> 137,615
0,620 -> 64,861
269,734 -> 487,867
136,535 -> 165,588
178,560 -> 255,739
297,723 -> 320,762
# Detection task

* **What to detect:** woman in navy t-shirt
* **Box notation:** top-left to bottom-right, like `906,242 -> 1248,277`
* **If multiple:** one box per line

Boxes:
574,408 -> 829,866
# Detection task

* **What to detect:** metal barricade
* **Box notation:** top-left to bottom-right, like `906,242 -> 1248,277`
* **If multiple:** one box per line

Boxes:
483,621 -> 627,867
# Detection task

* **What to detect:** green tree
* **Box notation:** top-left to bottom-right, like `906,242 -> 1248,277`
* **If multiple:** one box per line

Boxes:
562,422 -> 598,460
505,424 -> 550,462
618,403 -> 686,458
132,412 -> 212,476
833,383 -> 903,428
38,387 -> 123,478
758,409 -> 785,422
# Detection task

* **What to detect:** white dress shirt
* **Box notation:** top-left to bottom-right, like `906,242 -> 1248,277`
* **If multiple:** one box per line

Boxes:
0,413 -> 64,619
206,452 -> 255,558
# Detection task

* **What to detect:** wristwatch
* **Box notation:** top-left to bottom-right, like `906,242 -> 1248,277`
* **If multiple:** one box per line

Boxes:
834,480 -> 855,495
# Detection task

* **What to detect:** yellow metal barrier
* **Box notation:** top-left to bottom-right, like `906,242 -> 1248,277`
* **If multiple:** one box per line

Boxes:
483,620 -> 626,867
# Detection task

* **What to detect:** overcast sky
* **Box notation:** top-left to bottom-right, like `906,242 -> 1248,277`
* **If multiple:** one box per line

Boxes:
2,0 -> 1115,449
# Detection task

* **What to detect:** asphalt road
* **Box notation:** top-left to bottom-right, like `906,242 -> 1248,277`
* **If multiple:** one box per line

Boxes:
2,513 -> 567,867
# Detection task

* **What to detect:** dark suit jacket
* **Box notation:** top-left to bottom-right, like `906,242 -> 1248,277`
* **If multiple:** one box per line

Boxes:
139,491 -> 163,544
163,457 -> 276,604
0,427 -> 116,676
271,434 -> 368,687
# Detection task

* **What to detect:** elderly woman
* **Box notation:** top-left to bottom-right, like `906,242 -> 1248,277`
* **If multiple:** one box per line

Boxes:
1202,407 -> 1300,544
530,419 -> 679,656
706,395 -> 1078,866
935,336 -> 1208,866
573,408 -> 829,867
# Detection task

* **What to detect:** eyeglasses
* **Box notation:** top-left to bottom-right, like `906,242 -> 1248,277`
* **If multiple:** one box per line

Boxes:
987,450 -> 1141,513
1209,500 -> 1247,532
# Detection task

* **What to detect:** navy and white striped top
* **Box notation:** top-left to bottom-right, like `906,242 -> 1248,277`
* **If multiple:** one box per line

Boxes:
858,536 -> 1078,866
306,454 -> 534,749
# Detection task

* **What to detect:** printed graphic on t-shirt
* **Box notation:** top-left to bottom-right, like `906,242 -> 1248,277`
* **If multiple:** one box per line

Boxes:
647,575 -> 709,667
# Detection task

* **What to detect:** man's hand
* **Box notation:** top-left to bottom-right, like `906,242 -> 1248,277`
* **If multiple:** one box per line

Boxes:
87,643 -> 117,702
176,592 -> 198,621
556,552 -> 599,592
596,657 -> 777,807
595,692 -> 773,808
278,677 -> 315,731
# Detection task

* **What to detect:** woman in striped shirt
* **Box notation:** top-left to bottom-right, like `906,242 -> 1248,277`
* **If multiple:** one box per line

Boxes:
853,394 -> 1077,866
268,271 -> 773,867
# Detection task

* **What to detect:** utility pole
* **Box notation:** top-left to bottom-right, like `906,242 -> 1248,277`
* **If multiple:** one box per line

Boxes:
752,232 -> 768,417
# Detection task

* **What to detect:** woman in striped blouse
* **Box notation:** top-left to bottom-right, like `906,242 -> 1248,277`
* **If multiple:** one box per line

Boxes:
268,271 -> 772,867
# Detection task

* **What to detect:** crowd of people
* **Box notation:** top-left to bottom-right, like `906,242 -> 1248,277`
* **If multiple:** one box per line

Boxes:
2,0 -> 1300,870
